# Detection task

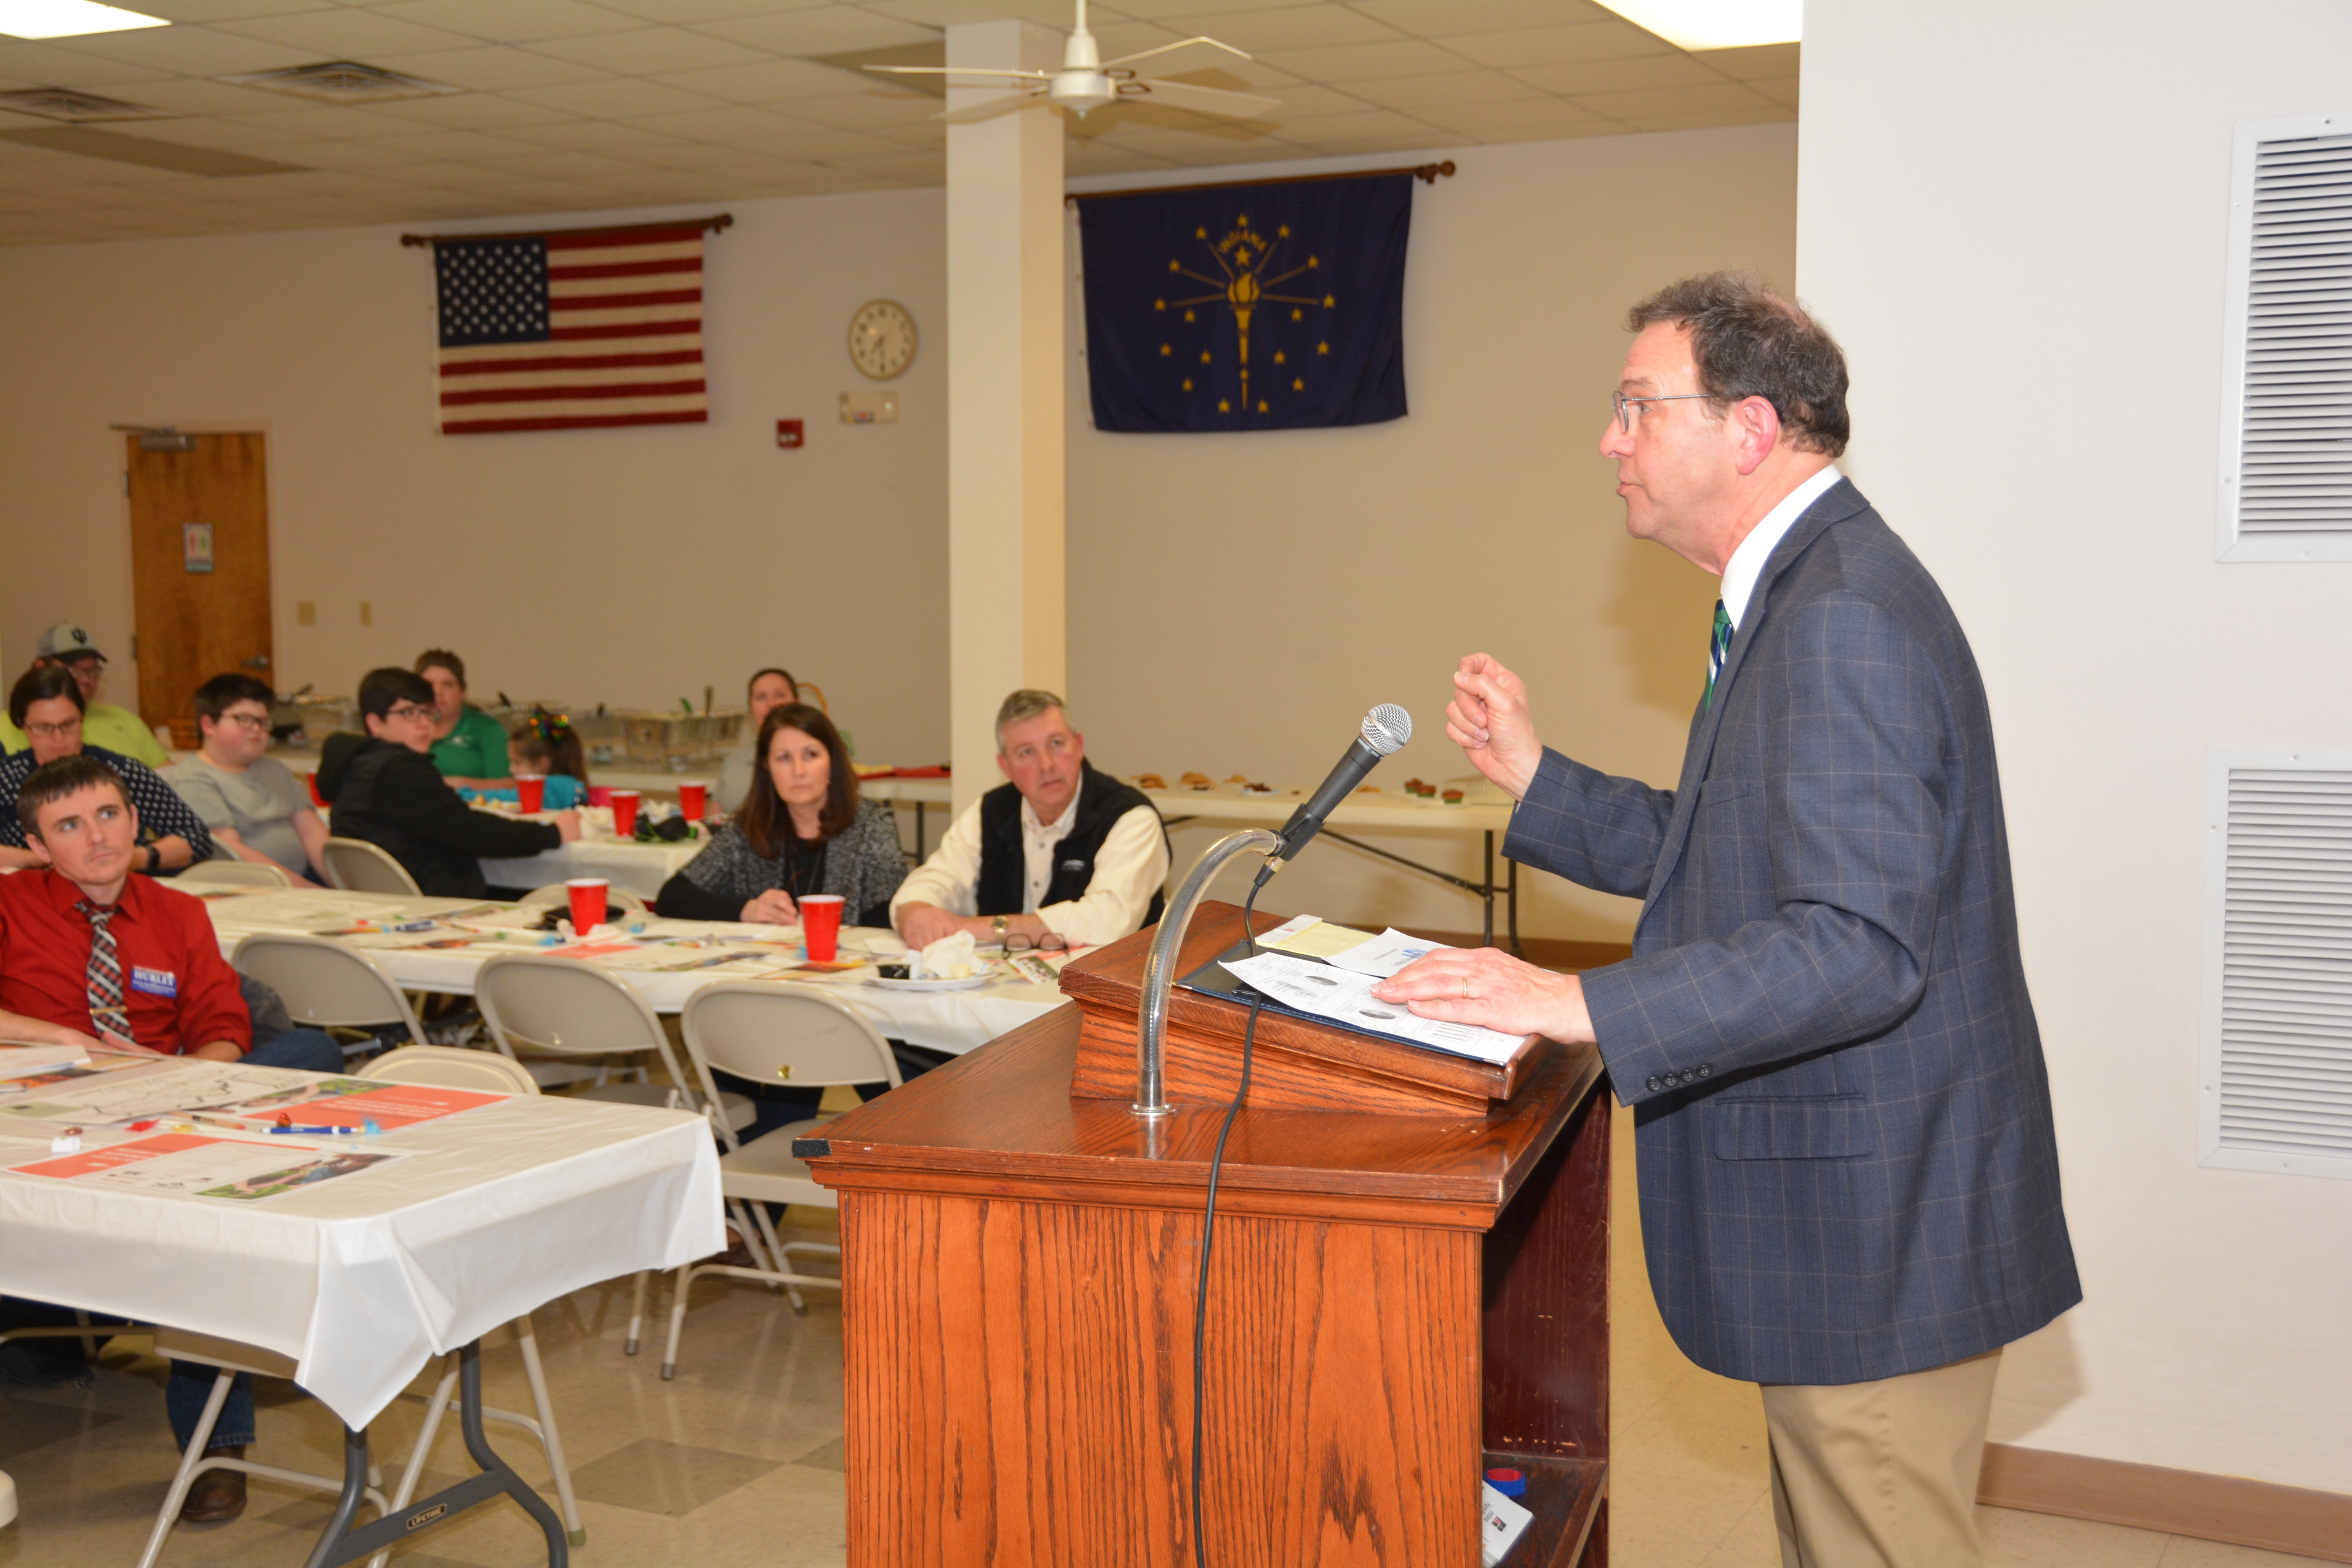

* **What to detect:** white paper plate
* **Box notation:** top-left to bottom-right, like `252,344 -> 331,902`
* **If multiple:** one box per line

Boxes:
867,975 -> 993,992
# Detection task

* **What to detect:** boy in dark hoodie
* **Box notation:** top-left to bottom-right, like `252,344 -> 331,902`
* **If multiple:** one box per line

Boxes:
317,668 -> 576,898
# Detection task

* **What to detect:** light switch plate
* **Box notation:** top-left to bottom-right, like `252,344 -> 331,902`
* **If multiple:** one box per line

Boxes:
840,390 -> 899,424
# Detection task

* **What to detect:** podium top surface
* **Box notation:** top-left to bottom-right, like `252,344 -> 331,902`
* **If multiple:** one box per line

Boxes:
804,908 -> 1606,1228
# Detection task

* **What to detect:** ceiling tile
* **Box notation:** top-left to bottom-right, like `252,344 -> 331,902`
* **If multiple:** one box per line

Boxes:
644,57 -> 875,103
1246,105 -> 1440,144
1565,81 -> 1777,120
370,0 -> 650,45
1252,38 -> 1480,83
253,136 -> 420,169
692,6 -> 942,56
1231,81 -> 1367,118
359,94 -> 580,131
1342,69 -> 1543,109
210,11 -> 484,56
593,0 -> 832,20
622,103 -> 832,144
362,46 -> 611,91
0,41 -> 174,85
365,127 -> 555,161
1147,7 -> 1404,52
1348,0 -> 1616,35
501,77 -> 735,118
132,0 -> 338,21
478,149 -> 666,182
20,27 -> 313,77
1689,41 -> 1799,80
779,89 -> 942,130
1437,20 -> 1672,68
526,26 -> 775,74
501,119 -> 694,153
1415,96 -> 1612,137
1619,102 -> 1791,132
222,105 -> 439,142
91,76 -> 297,117
1085,0 -> 1321,17
863,0 -> 1087,23
1509,53 -> 1727,96
1275,125 -> 1471,155
817,149 -> 942,182
622,141 -> 789,174
1749,75 -> 1796,108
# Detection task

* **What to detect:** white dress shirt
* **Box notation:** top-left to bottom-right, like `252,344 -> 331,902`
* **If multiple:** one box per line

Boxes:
890,788 -> 1171,949
1718,465 -> 1844,631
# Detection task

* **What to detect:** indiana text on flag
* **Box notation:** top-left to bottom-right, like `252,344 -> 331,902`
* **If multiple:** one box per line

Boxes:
1075,173 -> 1412,433
433,222 -> 710,434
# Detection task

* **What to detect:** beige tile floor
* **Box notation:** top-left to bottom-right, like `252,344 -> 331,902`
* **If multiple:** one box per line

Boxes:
0,1101 -> 2334,1567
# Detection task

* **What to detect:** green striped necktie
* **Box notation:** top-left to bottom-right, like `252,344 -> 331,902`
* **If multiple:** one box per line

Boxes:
1703,599 -> 1732,712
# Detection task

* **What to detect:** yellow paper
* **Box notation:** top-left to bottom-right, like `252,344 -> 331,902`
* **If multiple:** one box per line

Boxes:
1262,919 -> 1375,959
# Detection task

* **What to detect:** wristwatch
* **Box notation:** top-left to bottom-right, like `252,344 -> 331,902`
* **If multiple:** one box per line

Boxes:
991,915 -> 1010,941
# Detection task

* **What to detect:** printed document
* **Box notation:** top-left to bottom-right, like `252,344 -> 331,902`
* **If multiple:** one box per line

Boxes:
1219,950 -> 1525,1065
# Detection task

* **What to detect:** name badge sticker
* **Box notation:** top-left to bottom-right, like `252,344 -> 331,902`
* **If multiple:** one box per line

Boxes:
129,966 -> 178,998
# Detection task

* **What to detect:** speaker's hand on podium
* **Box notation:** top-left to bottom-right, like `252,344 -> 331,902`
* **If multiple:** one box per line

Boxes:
1448,653 -> 1540,801
1372,946 -> 1593,1045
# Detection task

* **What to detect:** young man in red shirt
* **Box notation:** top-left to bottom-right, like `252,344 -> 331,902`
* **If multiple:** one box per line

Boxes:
0,754 -> 341,1522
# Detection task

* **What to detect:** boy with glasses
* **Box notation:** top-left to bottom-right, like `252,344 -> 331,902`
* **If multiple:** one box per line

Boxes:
316,668 -> 577,898
169,673 -> 328,885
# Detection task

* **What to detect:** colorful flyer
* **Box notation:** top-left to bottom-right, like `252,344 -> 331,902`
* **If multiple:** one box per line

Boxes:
10,1132 -> 405,1202
220,1079 -> 505,1130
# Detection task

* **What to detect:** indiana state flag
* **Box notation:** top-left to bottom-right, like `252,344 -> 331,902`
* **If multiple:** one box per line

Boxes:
1076,173 -> 1412,433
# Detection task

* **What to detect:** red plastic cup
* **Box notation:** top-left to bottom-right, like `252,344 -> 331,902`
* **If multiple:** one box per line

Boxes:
586,786 -> 612,808
799,894 -> 844,962
565,878 -> 608,935
677,780 -> 707,822
609,790 -> 641,837
514,775 -> 545,813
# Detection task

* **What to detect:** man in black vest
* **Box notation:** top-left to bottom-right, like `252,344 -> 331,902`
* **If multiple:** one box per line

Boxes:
892,690 -> 1169,953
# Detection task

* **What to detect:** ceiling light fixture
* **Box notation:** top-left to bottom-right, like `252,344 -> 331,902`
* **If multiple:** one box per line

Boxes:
1592,0 -> 1800,51
0,0 -> 168,40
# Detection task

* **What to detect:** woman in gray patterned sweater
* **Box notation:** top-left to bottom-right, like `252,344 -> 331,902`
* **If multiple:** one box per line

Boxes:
655,703 -> 904,927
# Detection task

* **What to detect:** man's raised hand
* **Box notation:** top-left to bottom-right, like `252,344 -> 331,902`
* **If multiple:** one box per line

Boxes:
1446,653 -> 1541,801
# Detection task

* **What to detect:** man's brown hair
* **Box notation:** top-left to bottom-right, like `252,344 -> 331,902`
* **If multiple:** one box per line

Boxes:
1628,272 -> 1850,458
17,755 -> 127,840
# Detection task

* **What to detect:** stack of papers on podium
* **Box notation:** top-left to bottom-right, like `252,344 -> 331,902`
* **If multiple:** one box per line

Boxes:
1218,947 -> 1525,1066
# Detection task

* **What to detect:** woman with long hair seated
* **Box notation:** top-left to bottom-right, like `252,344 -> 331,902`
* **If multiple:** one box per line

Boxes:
655,702 -> 903,927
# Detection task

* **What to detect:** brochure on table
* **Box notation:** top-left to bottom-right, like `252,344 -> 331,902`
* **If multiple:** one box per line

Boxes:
0,1042 -> 91,1080
0,1060 -> 504,1131
10,1131 -> 406,1203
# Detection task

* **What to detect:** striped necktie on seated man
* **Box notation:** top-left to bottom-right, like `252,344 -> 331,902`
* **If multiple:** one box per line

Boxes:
1703,599 -> 1733,712
76,900 -> 132,1043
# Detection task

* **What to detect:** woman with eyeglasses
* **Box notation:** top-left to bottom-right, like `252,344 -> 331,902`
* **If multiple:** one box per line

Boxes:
0,665 -> 212,873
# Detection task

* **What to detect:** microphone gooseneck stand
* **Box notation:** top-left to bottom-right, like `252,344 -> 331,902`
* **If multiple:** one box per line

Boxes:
1131,827 -> 1282,1119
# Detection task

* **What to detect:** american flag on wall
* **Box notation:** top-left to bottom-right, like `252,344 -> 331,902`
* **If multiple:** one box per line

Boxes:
432,223 -> 709,434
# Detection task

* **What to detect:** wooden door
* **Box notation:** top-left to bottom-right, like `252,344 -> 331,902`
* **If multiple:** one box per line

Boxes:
125,432 -> 272,726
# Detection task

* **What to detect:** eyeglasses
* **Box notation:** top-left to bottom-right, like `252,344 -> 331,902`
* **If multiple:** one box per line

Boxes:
385,704 -> 434,723
1612,389 -> 1717,434
24,721 -> 80,740
1004,932 -> 1070,953
216,712 -> 270,731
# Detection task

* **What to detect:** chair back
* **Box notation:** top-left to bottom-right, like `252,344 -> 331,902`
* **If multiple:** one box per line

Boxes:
519,883 -> 647,913
362,1045 -> 538,1096
474,953 -> 696,1101
180,858 -> 296,889
681,983 -> 900,1150
321,837 -> 422,897
231,933 -> 425,1039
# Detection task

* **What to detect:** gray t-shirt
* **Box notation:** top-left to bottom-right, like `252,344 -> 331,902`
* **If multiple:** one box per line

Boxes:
170,754 -> 312,877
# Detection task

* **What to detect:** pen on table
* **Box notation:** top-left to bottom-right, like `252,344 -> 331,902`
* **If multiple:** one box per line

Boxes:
269,1123 -> 361,1136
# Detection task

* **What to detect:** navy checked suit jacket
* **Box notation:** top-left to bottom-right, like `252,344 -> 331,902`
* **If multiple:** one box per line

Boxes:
1507,479 -> 2080,1385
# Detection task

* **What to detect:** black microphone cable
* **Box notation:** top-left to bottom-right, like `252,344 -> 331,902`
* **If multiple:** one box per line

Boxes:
1191,876 -> 1266,1568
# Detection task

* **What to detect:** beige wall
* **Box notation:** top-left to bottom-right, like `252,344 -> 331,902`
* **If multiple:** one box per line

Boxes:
1067,129 -> 1797,941
0,188 -> 951,767
1800,0 -> 2352,1492
0,123 -> 1795,943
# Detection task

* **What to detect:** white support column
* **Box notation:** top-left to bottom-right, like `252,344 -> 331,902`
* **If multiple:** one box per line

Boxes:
946,19 -> 1067,813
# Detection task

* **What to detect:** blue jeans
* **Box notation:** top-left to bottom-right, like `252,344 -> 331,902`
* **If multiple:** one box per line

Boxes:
161,1027 -> 346,1451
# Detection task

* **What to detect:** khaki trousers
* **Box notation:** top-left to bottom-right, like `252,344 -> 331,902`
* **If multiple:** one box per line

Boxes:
1760,1348 -> 2001,1568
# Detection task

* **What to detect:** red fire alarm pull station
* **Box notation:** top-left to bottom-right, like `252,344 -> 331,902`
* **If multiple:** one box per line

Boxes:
776,419 -> 804,448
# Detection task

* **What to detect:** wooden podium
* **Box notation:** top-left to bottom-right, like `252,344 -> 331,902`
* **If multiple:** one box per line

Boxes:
802,903 -> 1610,1567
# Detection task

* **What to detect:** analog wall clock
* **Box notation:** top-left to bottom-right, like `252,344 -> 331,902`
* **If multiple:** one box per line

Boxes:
848,299 -> 916,380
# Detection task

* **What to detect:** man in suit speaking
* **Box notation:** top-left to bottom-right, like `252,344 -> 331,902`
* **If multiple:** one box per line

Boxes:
1375,274 -> 2079,1567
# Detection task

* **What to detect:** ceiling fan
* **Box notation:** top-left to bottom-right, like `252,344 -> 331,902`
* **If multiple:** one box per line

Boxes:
865,0 -> 1279,126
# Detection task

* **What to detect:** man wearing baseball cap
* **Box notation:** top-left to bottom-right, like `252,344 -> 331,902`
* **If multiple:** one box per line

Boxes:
0,624 -> 169,768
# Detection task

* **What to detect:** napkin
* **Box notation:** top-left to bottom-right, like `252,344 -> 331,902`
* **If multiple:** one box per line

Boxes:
911,930 -> 976,980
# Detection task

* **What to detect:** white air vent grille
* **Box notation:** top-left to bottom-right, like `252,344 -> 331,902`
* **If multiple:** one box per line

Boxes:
219,62 -> 459,105
0,87 -> 167,122
2220,116 -> 2352,561
2203,751 -> 2352,1179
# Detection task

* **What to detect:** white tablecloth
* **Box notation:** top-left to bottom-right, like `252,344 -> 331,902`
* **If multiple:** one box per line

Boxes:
202,889 -> 1067,1056
0,1060 -> 721,1429
477,833 -> 703,900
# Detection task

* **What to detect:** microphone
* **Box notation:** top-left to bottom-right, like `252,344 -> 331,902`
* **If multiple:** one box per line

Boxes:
1256,704 -> 1413,887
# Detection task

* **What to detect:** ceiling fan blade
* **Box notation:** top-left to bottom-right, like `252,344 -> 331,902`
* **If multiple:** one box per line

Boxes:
933,90 -> 1049,125
1100,36 -> 1252,71
866,65 -> 1051,82
1124,77 -> 1280,120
